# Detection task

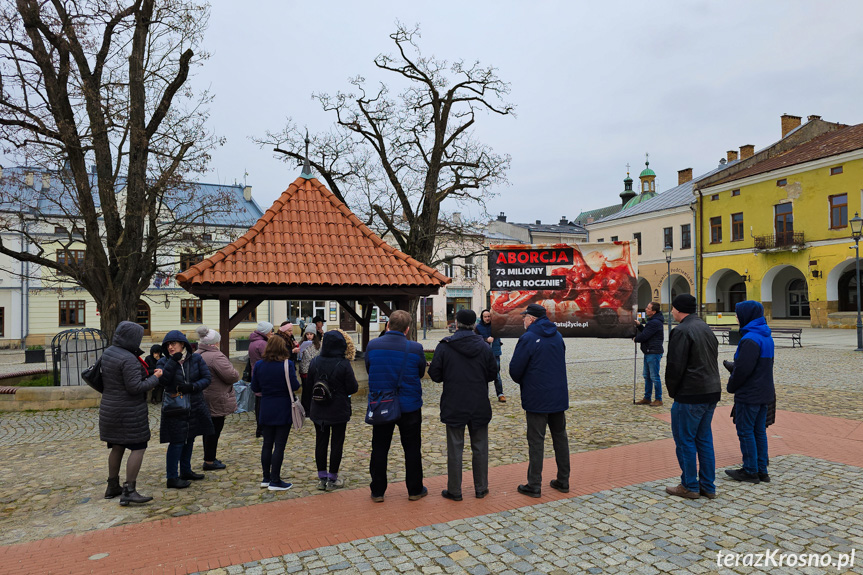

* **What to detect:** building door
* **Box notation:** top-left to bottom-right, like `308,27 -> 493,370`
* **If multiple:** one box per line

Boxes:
339,301 -> 357,331
446,297 -> 472,325
775,203 -> 794,246
787,279 -> 810,317
839,270 -> 859,312
728,282 -> 746,312
136,300 -> 151,336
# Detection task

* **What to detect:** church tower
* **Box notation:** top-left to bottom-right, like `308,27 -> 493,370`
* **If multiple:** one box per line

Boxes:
619,165 -> 636,206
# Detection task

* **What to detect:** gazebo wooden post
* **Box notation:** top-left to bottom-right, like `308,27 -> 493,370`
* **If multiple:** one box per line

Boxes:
219,296 -> 230,356
360,301 -> 373,351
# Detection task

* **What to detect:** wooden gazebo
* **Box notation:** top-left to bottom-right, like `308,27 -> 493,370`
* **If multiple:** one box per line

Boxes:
176,172 -> 450,356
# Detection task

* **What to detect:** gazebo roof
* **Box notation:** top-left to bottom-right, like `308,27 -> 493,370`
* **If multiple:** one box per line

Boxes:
176,176 -> 450,299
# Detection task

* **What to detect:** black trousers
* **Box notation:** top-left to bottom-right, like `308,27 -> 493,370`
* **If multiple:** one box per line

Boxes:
369,408 -> 424,497
203,416 -> 225,462
526,411 -> 570,490
260,424 -> 291,482
301,375 -> 313,416
314,422 -> 347,474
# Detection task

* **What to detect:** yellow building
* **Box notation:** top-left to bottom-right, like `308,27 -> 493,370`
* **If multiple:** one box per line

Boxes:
695,115 -> 863,327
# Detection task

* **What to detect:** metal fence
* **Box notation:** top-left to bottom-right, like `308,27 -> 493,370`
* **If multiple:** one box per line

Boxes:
754,232 -> 804,250
51,328 -> 108,386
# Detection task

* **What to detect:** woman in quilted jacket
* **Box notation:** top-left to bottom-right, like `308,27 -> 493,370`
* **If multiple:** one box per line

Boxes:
195,326 -> 239,471
99,321 -> 162,505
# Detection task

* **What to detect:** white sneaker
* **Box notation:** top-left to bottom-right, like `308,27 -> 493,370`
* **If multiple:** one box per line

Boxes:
268,480 -> 293,491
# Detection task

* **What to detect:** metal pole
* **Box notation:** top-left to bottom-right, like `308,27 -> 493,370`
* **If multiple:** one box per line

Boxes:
633,340 -> 638,404
422,296 -> 428,340
856,239 -> 862,351
667,258 -> 672,341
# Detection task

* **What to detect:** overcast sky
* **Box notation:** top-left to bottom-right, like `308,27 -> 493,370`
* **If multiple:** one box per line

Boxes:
195,0 -> 863,224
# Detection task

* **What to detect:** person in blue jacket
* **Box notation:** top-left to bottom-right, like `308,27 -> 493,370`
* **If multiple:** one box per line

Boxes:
475,309 -> 506,402
364,309 -> 428,502
509,303 -> 570,498
633,302 -> 665,406
724,300 -> 775,484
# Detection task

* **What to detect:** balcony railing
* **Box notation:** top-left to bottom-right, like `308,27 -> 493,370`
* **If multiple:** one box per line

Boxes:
754,232 -> 804,250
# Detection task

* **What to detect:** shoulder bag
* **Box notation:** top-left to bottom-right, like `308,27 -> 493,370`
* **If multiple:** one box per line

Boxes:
284,360 -> 306,431
162,363 -> 191,418
81,355 -> 104,393
365,340 -> 410,425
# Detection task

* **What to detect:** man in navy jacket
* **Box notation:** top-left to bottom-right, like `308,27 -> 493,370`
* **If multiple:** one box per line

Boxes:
364,309 -> 428,502
634,302 -> 665,406
724,300 -> 775,484
509,303 -> 570,498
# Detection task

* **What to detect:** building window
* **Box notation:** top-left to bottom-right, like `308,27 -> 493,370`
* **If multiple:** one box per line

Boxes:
830,194 -> 848,229
180,299 -> 203,324
179,252 -> 204,272
632,232 -> 642,255
237,300 -> 258,323
663,227 -> 673,250
681,224 -> 691,249
830,166 -> 843,176
776,178 -> 787,186
202,233 -> 213,242
610,236 -> 618,242
57,249 -> 85,267
464,256 -> 477,279
59,300 -> 86,326
597,238 -> 604,243
711,194 -> 719,201
775,203 -> 794,242
442,260 -> 454,277
54,226 -> 68,234
731,212 -> 744,241
710,217 -> 722,244
731,189 -> 740,197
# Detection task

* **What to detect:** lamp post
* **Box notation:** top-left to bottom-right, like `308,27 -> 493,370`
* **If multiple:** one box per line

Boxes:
663,244 -> 673,340
851,212 -> 863,352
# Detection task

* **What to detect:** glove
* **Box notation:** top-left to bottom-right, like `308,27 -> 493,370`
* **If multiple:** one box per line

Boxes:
178,382 -> 194,393
171,352 -> 184,362
723,360 -> 735,373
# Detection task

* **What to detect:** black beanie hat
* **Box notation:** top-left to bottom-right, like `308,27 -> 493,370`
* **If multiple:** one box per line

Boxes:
456,309 -> 477,326
672,294 -> 697,314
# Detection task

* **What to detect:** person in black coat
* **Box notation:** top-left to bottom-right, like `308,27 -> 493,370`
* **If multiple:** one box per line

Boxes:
428,309 -> 497,501
634,302 -> 665,406
145,344 -> 164,404
308,329 -> 359,491
99,321 -> 162,505
156,330 -> 213,489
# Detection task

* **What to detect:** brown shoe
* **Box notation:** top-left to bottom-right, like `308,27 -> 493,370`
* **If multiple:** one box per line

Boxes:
634,398 -> 651,405
699,489 -> 717,499
650,400 -> 663,407
665,484 -> 699,499
498,395 -> 506,403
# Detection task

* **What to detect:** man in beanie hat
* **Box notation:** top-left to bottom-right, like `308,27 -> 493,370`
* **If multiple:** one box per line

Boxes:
428,309 -> 497,501
664,293 -> 721,499
509,303 -> 570,498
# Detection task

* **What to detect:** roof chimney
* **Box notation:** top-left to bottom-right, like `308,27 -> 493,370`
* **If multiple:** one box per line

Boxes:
677,168 -> 693,185
807,115 -> 821,122
243,185 -> 252,201
497,212 -> 507,222
726,150 -> 739,162
535,220 -> 541,225
740,144 -> 755,160
559,216 -> 568,225
781,114 -> 802,138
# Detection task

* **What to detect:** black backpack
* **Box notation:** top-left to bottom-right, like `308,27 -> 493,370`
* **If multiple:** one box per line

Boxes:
311,364 -> 336,404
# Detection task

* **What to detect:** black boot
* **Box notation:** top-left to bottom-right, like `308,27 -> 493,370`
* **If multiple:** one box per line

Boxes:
119,481 -> 153,506
105,477 -> 122,499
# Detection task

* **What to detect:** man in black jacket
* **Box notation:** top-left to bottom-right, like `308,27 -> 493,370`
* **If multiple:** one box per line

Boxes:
664,294 -> 721,500
428,309 -> 497,501
634,302 -> 665,406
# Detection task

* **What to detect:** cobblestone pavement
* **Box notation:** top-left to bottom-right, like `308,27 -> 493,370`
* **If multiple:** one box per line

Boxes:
195,455 -> 863,575
0,338 -> 861,548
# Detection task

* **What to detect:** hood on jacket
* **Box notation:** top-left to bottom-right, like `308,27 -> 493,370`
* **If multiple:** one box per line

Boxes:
113,321 -> 145,355
528,316 -> 559,338
736,300 -> 772,338
161,329 -> 193,356
249,330 -> 268,344
444,328 -> 488,358
149,344 -> 162,356
321,328 -> 356,360
648,310 -> 665,324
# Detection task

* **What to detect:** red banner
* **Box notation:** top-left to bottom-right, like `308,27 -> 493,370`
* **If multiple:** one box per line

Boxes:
489,242 -> 638,338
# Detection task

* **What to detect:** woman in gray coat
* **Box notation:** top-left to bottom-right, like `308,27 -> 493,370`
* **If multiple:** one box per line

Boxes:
99,321 -> 162,505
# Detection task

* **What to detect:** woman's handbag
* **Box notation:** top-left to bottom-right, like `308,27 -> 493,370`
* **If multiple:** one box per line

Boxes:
284,360 -> 306,431
162,363 -> 191,417
81,356 -> 104,393
365,340 -> 409,425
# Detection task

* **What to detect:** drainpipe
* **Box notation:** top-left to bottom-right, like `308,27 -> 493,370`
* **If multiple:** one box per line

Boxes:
691,203 -> 698,304
19,219 -> 29,349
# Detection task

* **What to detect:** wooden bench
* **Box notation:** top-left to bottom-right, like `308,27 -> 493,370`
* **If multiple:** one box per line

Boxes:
770,327 -> 803,348
709,326 -> 731,344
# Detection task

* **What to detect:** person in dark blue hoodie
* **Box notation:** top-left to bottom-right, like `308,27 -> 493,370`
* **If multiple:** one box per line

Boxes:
509,303 -> 570,498
634,302 -> 665,406
724,300 -> 775,484
474,309 -> 506,402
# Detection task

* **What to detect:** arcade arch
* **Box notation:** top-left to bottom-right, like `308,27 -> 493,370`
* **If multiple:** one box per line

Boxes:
760,265 -> 809,318
705,268 -> 747,312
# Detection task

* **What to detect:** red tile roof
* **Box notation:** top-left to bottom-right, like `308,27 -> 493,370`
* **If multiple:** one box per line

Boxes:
177,177 -> 450,289
709,123 -> 863,186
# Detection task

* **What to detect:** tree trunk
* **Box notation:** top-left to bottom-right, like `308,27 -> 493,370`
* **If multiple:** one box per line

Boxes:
97,287 -> 146,343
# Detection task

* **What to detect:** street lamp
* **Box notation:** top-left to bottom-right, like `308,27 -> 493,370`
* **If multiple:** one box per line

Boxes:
851,212 -> 863,351
663,244 -> 673,340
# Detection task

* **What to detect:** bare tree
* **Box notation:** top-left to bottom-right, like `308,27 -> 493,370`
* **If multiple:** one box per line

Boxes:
260,23 -> 514,272
0,0 -> 231,339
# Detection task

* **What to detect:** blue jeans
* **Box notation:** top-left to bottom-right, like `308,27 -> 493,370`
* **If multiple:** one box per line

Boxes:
734,403 -> 769,475
642,354 -> 662,401
670,401 -> 716,493
492,356 -> 503,397
166,439 -> 195,479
